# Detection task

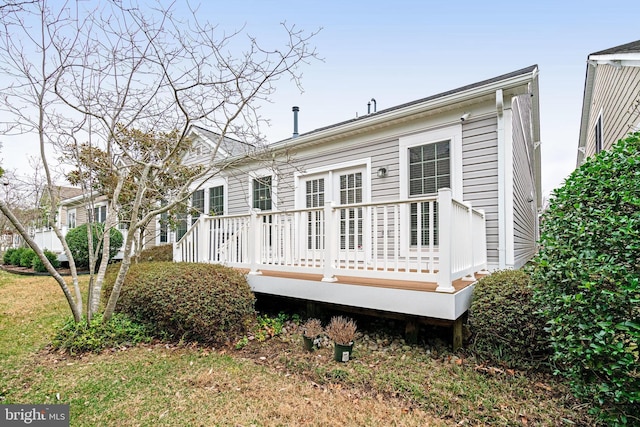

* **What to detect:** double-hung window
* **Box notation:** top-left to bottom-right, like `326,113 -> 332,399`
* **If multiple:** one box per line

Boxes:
191,189 -> 205,226
208,185 -> 224,215
409,140 -> 450,246
253,176 -> 272,211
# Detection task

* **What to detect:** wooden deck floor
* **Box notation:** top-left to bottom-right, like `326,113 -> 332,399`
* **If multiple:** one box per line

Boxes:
256,270 -> 479,293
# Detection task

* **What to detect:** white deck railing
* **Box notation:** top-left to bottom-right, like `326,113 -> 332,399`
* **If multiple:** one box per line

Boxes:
174,188 -> 487,292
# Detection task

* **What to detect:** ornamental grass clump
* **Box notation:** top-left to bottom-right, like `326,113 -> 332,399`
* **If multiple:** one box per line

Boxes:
302,318 -> 323,338
325,316 -> 357,345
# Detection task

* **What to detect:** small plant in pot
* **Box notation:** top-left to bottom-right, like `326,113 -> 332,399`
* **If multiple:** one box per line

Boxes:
301,318 -> 323,351
325,316 -> 357,362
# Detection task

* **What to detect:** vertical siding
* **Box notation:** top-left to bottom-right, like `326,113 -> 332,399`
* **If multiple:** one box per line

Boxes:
586,64 -> 640,157
462,117 -> 499,266
511,95 -> 538,268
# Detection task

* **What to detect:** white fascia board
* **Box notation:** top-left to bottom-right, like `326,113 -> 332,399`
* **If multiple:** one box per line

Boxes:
268,69 -> 537,153
589,52 -> 640,66
58,191 -> 101,207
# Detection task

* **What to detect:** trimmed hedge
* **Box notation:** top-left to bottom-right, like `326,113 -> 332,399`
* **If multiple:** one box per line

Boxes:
65,223 -> 123,268
19,248 -> 37,268
9,247 -> 27,266
32,249 -> 61,272
531,132 -> 640,424
2,248 -> 17,265
135,244 -> 173,262
106,262 -> 255,344
468,269 -> 549,369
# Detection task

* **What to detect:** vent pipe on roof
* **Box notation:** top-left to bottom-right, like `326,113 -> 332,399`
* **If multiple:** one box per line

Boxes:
367,98 -> 377,115
292,106 -> 299,138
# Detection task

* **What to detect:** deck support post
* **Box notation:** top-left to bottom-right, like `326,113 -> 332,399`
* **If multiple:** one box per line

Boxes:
405,321 -> 419,344
322,201 -> 337,282
452,317 -> 463,351
436,189 -> 455,292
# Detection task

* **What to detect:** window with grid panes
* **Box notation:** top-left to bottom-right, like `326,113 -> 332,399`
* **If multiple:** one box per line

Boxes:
305,178 -> 324,250
191,189 -> 205,226
208,186 -> 224,215
409,141 -> 450,246
253,176 -> 272,210
339,172 -> 363,250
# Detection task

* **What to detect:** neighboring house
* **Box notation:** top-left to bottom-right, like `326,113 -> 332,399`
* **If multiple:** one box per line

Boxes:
174,65 -> 542,345
32,188 -> 133,260
577,40 -> 640,166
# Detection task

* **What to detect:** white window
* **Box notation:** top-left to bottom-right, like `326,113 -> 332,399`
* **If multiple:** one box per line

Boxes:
305,178 -> 325,250
252,176 -> 273,211
408,140 -> 451,246
89,204 -> 107,223
191,189 -> 205,225
399,124 -> 462,250
595,114 -> 603,154
67,209 -> 76,229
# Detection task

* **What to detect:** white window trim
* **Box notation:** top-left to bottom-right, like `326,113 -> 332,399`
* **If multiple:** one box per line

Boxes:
204,177 -> 227,216
67,208 -> 76,229
398,124 -> 462,255
293,158 -> 372,210
399,124 -> 463,200
594,110 -> 603,154
248,168 -> 278,211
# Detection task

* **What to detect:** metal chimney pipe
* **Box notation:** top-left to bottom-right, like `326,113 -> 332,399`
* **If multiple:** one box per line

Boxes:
371,98 -> 377,113
292,106 -> 299,138
367,102 -> 371,115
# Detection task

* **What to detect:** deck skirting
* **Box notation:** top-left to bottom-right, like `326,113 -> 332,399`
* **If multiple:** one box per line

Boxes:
247,273 -> 475,321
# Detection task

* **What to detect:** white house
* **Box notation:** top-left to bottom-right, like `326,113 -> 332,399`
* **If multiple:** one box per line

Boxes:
172,65 -> 542,346
577,39 -> 640,166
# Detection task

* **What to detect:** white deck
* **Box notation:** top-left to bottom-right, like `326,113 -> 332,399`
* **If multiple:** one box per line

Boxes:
174,188 -> 487,321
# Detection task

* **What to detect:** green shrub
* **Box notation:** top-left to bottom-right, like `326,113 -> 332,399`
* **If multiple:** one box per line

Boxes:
9,247 -> 26,266
106,262 -> 255,344
19,248 -> 37,268
3,248 -> 17,265
531,132 -> 640,424
468,269 -> 550,369
52,313 -> 152,355
65,223 -> 124,268
32,249 -> 61,272
135,244 -> 173,262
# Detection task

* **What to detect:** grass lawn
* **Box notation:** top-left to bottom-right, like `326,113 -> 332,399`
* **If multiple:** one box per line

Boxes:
0,271 -> 593,426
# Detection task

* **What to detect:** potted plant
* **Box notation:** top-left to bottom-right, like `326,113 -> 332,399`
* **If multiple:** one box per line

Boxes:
325,316 -> 357,362
301,318 -> 324,351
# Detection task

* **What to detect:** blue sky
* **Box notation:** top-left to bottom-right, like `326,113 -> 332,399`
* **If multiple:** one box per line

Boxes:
195,0 -> 639,196
3,0 -> 640,197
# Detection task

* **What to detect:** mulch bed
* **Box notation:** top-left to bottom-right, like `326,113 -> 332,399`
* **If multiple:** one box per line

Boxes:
0,264 -> 85,276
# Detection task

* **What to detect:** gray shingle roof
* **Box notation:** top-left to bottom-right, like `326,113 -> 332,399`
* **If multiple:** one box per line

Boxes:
590,40 -> 640,56
281,65 -> 538,141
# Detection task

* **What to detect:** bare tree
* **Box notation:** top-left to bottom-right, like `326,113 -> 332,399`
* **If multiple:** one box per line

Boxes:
0,0 -> 319,323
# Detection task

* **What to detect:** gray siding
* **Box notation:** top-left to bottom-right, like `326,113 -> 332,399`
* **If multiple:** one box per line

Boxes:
462,116 -> 499,266
512,95 -> 538,268
586,64 -> 640,158
224,136 -> 400,214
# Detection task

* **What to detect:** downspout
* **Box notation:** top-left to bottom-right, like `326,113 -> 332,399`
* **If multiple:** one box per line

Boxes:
496,89 -> 515,269
496,90 -> 507,269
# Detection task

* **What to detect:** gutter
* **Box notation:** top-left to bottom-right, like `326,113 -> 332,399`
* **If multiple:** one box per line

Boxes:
267,67 -> 538,155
